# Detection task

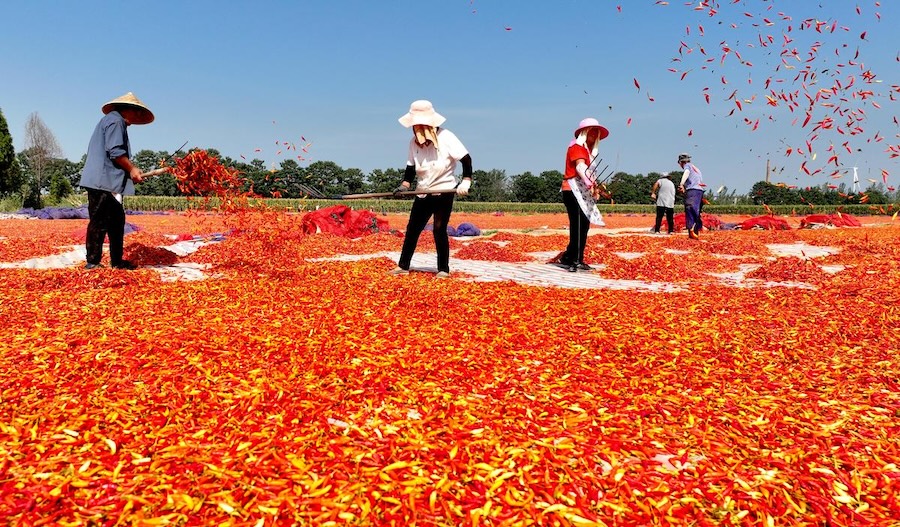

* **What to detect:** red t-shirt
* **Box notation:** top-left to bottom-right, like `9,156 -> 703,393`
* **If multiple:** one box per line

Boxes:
562,143 -> 590,191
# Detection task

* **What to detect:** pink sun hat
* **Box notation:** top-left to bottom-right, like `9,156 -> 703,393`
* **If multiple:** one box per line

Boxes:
573,117 -> 609,140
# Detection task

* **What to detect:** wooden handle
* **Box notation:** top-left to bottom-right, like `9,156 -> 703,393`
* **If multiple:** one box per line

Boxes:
337,189 -> 457,200
143,168 -> 170,177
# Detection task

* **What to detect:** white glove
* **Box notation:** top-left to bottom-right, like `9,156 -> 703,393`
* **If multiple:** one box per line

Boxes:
456,179 -> 471,196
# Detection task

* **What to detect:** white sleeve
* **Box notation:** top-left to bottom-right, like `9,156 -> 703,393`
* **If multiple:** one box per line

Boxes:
576,161 -> 589,179
407,139 -> 416,166
439,130 -> 468,160
679,169 -> 690,186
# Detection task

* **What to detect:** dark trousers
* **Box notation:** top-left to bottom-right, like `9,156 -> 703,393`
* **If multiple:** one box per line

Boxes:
86,189 -> 126,265
654,206 -> 674,233
684,189 -> 704,233
398,193 -> 455,273
562,190 -> 589,264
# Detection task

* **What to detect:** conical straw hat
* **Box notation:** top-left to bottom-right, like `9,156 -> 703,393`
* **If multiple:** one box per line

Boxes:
101,92 -> 154,124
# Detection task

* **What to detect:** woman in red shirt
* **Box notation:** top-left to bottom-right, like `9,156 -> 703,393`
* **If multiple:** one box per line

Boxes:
561,118 -> 609,272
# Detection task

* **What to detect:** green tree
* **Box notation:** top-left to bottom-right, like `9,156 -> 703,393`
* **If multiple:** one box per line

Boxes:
62,155 -> 87,189
820,184 -> 846,205
511,170 -> 563,203
16,152 -> 41,208
235,158 -> 271,196
304,160 -> 342,196
269,159 -> 306,198
467,169 -> 509,202
133,149 -> 169,171
367,168 -> 404,194
137,171 -> 180,196
42,158 -> 80,201
860,184 -> 889,205
510,171 -> 540,202
48,171 -> 73,202
304,161 -> 364,197
607,172 -> 656,204
340,167 -> 366,196
751,181 -> 796,205
0,107 -> 23,196
133,149 -> 180,196
511,171 -> 562,203
538,171 -> 565,203
798,185 -> 826,206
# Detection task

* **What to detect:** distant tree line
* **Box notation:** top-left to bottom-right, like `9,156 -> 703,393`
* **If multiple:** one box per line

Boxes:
749,180 -> 893,206
1,107 -> 896,209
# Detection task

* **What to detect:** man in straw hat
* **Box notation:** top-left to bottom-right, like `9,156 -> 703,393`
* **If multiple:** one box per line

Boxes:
79,92 -> 155,269
390,100 -> 473,278
676,152 -> 704,239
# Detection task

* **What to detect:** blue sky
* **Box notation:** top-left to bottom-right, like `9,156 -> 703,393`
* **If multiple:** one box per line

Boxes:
2,1 -> 897,194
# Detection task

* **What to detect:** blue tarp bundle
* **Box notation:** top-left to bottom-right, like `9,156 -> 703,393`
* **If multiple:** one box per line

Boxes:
17,206 -> 90,220
423,222 -> 481,237
456,222 -> 481,236
17,206 -> 167,219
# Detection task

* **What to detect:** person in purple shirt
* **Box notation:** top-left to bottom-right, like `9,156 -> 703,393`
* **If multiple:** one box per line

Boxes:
78,92 -> 154,269
676,152 -> 704,239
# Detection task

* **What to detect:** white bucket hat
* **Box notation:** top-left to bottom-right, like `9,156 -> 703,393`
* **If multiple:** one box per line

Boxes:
102,92 -> 154,124
398,100 -> 446,128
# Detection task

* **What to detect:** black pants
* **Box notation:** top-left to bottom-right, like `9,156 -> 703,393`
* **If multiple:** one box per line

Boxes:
654,206 -> 674,233
562,190 -> 589,264
86,189 -> 126,266
398,193 -> 455,273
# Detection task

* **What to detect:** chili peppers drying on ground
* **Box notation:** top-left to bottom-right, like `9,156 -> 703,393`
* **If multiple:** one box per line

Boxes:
1,215 -> 899,525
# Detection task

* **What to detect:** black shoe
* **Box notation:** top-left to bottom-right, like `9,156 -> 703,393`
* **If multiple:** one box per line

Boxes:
111,260 -> 137,270
576,262 -> 593,271
85,262 -> 103,270
567,264 -> 578,273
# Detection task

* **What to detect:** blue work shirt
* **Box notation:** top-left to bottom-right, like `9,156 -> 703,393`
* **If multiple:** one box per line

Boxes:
682,163 -> 704,191
79,111 -> 135,195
